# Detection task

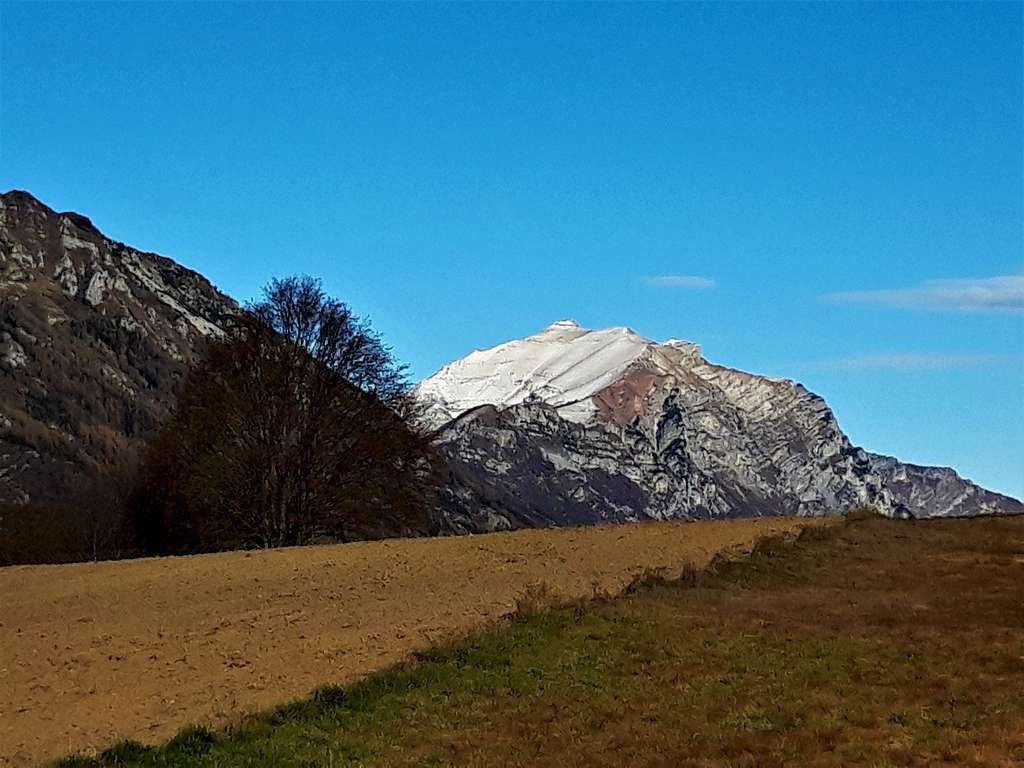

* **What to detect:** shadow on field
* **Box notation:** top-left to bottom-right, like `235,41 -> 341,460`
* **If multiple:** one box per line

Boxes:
54,513 -> 1024,768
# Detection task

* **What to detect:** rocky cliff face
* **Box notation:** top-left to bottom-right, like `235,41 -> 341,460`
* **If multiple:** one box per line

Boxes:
864,453 -> 1019,519
422,321 -> 1022,531
0,191 -> 237,504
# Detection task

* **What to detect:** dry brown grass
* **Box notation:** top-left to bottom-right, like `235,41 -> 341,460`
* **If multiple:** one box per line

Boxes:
49,514 -> 1024,768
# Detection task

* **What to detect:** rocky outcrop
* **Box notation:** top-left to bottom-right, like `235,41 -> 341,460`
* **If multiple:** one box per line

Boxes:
424,322 -> 1022,531
0,190 -> 238,504
865,453 -> 1021,519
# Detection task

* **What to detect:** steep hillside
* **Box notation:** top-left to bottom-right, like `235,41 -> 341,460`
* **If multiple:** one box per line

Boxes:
422,321 -> 1022,530
0,191 -> 237,504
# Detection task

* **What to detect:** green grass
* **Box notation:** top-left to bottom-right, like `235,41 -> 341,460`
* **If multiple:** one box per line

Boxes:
53,514 -> 1024,767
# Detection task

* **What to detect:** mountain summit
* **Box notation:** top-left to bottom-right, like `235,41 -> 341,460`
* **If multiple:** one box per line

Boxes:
417,321 -> 664,426
422,322 -> 1022,531
0,191 -> 237,504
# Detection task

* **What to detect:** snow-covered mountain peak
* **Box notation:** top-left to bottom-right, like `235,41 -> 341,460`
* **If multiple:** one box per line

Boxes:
422,318 -> 1023,524
417,321 -> 659,428
539,319 -> 582,333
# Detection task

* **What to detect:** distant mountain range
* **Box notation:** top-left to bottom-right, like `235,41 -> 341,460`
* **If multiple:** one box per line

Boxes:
1,190 -> 1019,531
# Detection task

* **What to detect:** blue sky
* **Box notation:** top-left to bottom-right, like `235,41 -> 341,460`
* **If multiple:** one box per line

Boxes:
1,2 -> 1022,498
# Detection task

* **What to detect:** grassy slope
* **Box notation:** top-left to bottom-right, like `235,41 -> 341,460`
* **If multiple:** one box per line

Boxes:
56,515 -> 1024,768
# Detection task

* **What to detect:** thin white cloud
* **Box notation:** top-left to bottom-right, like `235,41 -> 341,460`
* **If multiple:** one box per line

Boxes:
799,353 -> 1021,373
646,275 -> 717,289
824,275 -> 1024,313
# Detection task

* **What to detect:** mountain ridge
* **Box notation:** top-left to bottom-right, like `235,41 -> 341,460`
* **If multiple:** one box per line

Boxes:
0,189 -> 238,505
0,190 -> 1018,532
423,321 -> 1022,529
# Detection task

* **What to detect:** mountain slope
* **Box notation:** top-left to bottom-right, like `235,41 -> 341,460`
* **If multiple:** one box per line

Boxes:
0,190 -> 237,504
2,193 -> 1017,529
422,322 -> 1022,530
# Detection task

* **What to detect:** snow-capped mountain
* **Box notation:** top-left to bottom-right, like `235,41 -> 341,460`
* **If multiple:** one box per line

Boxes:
421,321 -> 1022,531
417,320 -> 659,426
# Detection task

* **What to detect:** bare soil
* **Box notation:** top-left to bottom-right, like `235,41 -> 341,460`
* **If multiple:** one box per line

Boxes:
0,517 -> 812,766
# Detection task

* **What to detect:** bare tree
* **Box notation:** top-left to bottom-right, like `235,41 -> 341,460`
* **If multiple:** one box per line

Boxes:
132,277 -> 431,553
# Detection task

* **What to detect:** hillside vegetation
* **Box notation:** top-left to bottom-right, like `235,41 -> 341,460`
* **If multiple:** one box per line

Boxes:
52,514 -> 1024,767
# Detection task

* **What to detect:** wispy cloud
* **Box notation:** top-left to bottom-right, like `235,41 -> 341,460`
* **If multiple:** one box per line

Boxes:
797,353 -> 1021,373
646,275 -> 717,289
824,275 -> 1024,313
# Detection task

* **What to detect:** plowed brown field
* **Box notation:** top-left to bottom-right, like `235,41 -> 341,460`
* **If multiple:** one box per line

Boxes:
0,517 -> 817,766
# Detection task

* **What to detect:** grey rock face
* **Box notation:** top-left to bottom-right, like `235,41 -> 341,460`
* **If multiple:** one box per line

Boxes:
436,402 -> 652,532
429,329 -> 1021,532
866,453 -> 1022,518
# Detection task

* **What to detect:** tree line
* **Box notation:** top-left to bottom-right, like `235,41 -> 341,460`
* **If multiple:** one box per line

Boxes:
0,277 -> 437,565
